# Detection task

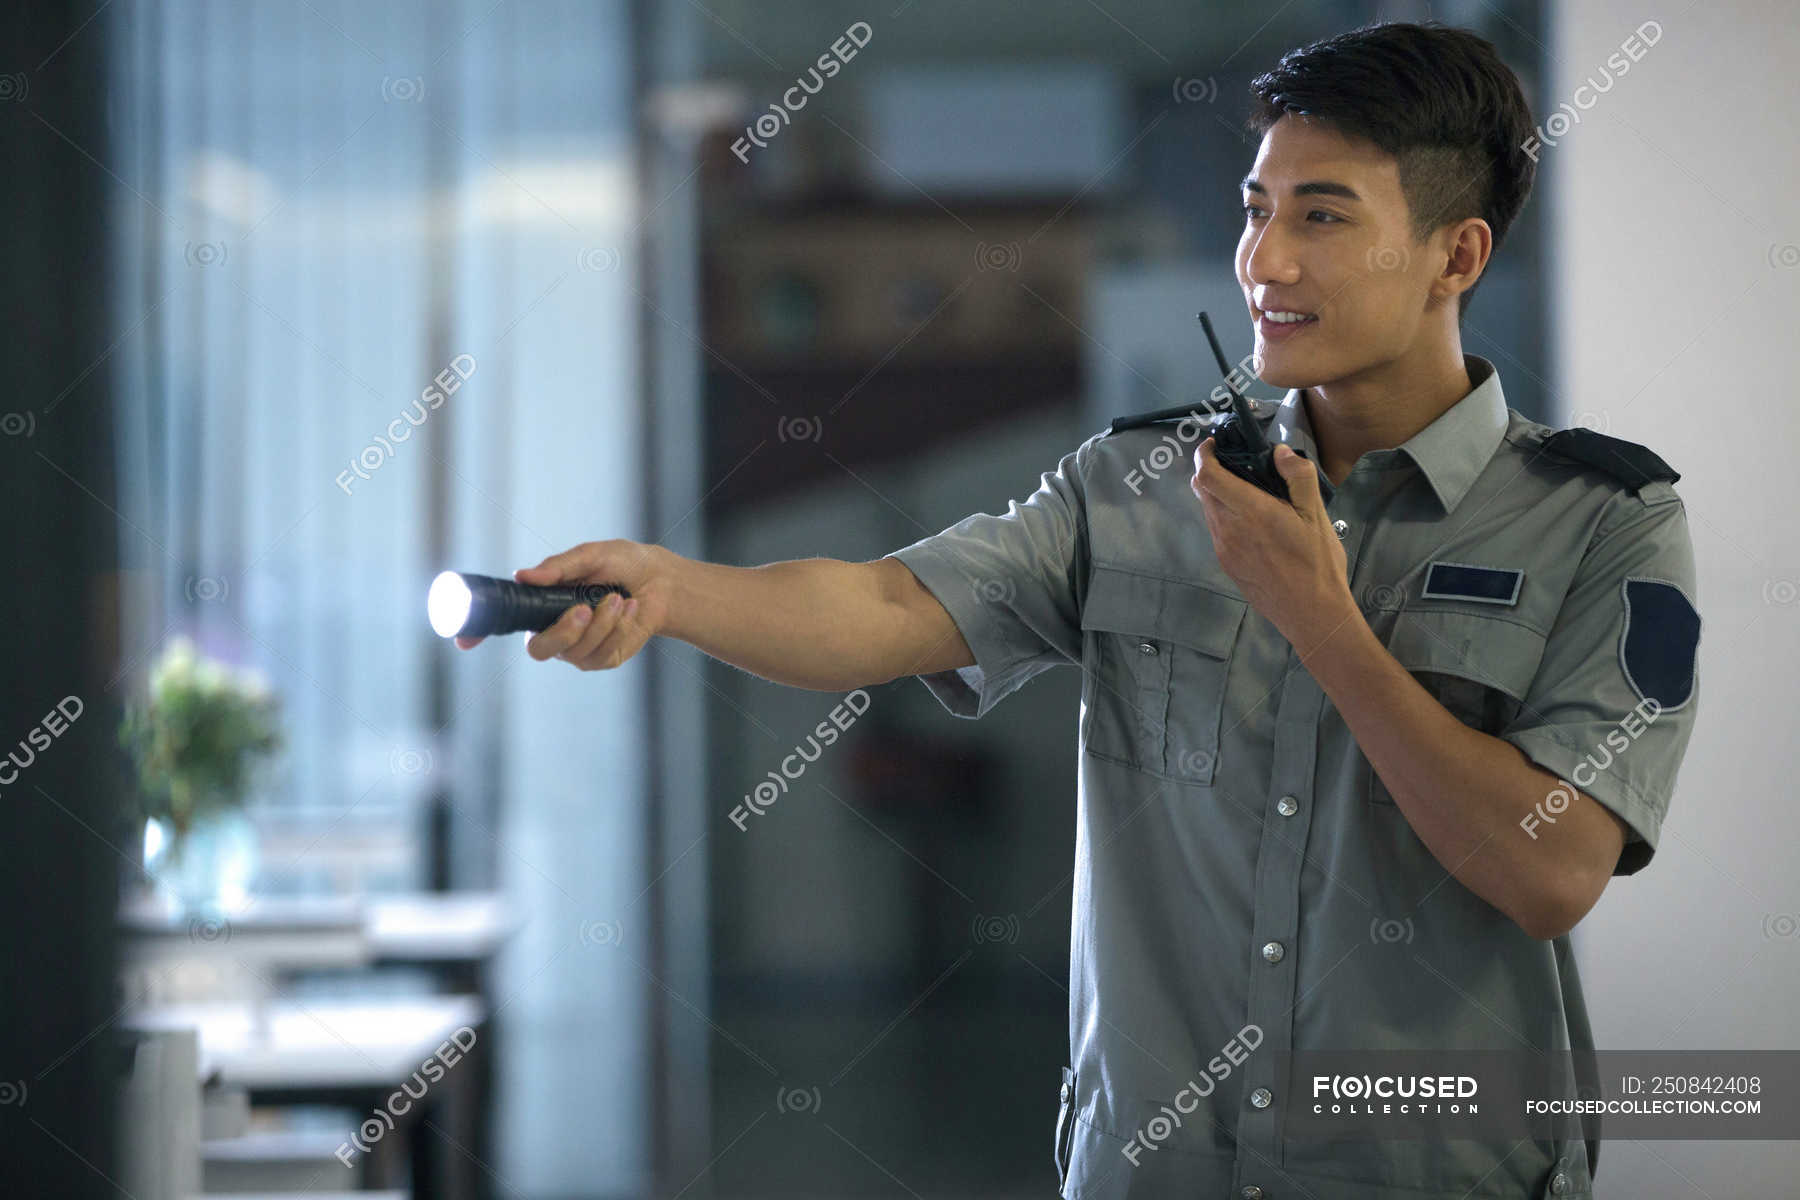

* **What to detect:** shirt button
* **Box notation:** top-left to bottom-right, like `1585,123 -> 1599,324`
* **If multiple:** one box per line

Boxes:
1276,795 -> 1298,817
1060,1082 -> 1072,1104
1261,940 -> 1285,964
1332,518 -> 1349,540
1137,641 -> 1158,656
1549,1171 -> 1569,1194
1241,1188 -> 1265,1200
1249,1087 -> 1272,1108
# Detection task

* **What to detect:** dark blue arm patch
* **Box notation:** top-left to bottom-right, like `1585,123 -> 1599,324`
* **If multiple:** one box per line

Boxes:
1421,561 -> 1523,606
1620,578 -> 1700,710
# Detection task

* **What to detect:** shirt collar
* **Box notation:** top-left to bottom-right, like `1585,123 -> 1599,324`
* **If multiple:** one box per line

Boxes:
1267,354 -> 1510,515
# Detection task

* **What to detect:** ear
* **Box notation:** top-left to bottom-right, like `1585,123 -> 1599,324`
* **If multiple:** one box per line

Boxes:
1436,216 -> 1493,309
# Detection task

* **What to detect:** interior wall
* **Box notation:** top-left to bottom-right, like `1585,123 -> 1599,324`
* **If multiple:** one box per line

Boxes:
1548,3 -> 1800,1195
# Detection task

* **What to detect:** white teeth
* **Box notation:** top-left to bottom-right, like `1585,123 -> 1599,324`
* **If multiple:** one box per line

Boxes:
1262,310 -> 1315,324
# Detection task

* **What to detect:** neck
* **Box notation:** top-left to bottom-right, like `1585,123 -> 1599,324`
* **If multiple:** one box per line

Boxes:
1302,331 -> 1474,488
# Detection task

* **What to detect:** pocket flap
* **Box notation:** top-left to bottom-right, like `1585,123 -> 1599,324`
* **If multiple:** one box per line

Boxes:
1082,566 -> 1246,659
1385,608 -> 1547,701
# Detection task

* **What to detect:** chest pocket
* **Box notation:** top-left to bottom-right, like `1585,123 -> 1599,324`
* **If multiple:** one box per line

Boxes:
1078,565 -> 1246,786
1369,607 -> 1549,803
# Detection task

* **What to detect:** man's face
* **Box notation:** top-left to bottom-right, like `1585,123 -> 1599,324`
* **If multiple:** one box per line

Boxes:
1235,113 -> 1445,390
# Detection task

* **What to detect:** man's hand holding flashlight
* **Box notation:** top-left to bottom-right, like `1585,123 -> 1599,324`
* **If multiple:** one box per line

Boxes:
454,539 -> 668,671
449,539 -> 962,693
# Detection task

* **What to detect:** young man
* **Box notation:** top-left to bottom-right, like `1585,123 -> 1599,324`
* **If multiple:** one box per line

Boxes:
470,21 -> 1701,1200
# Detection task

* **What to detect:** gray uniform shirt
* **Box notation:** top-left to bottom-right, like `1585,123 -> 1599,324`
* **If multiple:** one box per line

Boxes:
887,355 -> 1701,1200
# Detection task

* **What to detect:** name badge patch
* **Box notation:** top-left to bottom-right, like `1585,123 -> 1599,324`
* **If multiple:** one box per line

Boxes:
1421,561 -> 1524,606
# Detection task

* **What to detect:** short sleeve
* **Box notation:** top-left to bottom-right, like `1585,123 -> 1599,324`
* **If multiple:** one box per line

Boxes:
884,432 -> 1100,719
1501,492 -> 1702,875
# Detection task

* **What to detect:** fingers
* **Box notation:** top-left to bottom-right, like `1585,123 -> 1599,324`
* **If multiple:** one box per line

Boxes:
1273,443 -> 1325,515
560,593 -> 644,670
453,635 -> 485,650
1191,437 -> 1241,514
525,603 -> 596,661
560,592 -> 628,664
523,595 -> 645,670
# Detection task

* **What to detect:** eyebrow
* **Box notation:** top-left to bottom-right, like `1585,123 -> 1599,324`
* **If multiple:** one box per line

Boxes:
1240,176 -> 1364,202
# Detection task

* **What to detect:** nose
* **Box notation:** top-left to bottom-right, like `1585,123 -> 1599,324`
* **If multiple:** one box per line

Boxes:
1240,219 -> 1301,293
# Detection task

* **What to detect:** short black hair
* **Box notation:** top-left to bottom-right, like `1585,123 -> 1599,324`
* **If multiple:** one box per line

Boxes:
1246,21 -> 1537,318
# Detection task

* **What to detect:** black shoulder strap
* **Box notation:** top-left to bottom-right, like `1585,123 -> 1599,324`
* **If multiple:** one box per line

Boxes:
1537,428 -> 1679,489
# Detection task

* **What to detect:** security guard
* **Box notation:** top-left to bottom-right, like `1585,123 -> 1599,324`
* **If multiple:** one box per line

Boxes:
885,349 -> 1700,1198
877,15 -> 1710,1195
480,16 -> 1704,1196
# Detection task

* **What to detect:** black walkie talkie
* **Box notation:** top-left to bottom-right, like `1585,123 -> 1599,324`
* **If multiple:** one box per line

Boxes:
1198,310 -> 1298,502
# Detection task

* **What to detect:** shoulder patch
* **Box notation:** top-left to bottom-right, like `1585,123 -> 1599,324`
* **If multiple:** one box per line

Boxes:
1538,428 -> 1680,490
1620,577 -> 1700,711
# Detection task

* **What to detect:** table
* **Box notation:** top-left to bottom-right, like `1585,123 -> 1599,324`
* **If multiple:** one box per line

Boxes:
128,995 -> 487,1200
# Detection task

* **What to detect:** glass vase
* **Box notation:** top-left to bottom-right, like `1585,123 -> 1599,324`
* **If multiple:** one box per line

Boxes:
143,802 -> 258,920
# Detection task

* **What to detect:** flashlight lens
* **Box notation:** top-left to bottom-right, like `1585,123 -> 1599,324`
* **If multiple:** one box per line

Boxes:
428,571 -> 474,637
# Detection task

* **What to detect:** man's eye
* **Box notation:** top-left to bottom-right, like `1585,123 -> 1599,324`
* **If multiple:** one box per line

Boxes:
1242,203 -> 1262,219
1308,210 -> 1342,223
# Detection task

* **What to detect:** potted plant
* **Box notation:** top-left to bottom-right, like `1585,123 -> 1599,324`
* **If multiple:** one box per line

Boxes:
119,635 -> 283,916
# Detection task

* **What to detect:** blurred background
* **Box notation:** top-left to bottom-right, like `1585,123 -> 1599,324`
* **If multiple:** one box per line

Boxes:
3,0 -> 1797,1197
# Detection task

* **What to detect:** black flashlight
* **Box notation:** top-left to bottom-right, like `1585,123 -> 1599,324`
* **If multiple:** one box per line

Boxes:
428,570 -> 632,638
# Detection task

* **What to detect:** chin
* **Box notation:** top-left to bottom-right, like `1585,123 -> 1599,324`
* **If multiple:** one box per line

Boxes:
1250,347 -> 1323,391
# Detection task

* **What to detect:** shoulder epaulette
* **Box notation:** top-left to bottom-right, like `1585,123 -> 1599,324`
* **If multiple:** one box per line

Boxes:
1536,427 -> 1680,490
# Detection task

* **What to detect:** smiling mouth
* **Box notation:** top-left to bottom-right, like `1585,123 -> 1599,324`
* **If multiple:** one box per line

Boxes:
1254,306 -> 1320,337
